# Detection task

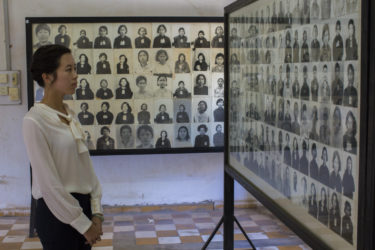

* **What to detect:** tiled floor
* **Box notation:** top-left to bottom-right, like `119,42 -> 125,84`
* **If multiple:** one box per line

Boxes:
0,207 -> 310,250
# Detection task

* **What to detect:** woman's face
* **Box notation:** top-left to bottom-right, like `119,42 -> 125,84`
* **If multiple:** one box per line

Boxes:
79,55 -> 86,63
122,104 -> 129,112
217,27 -> 223,35
199,128 -> 206,135
103,129 -> 110,137
216,125 -> 222,132
349,24 -> 354,36
198,76 -> 205,86
81,104 -> 87,112
100,80 -> 108,88
100,55 -> 106,62
160,106 -> 166,112
37,29 -> 50,43
323,150 -> 327,162
138,52 -> 148,64
99,28 -> 106,37
101,104 -> 108,112
139,28 -> 146,37
216,56 -> 224,65
179,105 -> 184,112
60,27 -> 66,35
121,128 -> 131,140
141,104 -> 147,110
178,127 -> 187,139
48,53 -> 78,96
159,26 -> 166,35
120,56 -> 125,63
179,54 -> 185,62
161,131 -> 167,138
347,158 -> 353,172
333,156 -> 340,172
158,52 -> 167,64
120,79 -> 126,87
139,129 -> 152,144
198,102 -> 206,112
198,54 -> 204,62
158,77 -> 167,89
333,110 -> 341,128
198,32 -> 204,38
138,80 -> 147,91
81,80 -> 87,88
119,26 -> 126,36
348,68 -> 354,85
347,115 -> 354,131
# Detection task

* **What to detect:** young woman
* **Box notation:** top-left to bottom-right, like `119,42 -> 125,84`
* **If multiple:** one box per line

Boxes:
194,124 -> 210,147
135,27 -> 151,48
113,25 -> 132,48
194,100 -> 210,123
173,81 -> 191,98
329,192 -> 341,235
173,27 -> 190,48
211,26 -> 224,48
154,104 -> 172,124
343,64 -> 358,107
136,125 -> 154,148
318,187 -> 329,226
153,24 -> 171,48
319,147 -> 330,186
212,53 -> 224,73
194,74 -> 208,95
331,107 -> 343,148
291,137 -> 300,171
154,50 -> 172,74
174,53 -> 191,73
320,24 -> 332,61
343,156 -> 355,199
76,54 -> 91,74
193,53 -> 208,71
194,30 -> 210,48
310,143 -> 319,180
96,53 -> 111,74
115,102 -> 134,124
134,76 -> 153,99
78,102 -> 95,125
74,29 -> 92,49
76,78 -> 94,100
94,26 -> 111,49
154,75 -> 172,98
135,50 -> 153,74
155,130 -> 172,148
213,124 -> 224,147
117,125 -> 134,149
96,126 -> 115,150
343,111 -> 357,154
175,126 -> 191,147
176,104 -> 190,123
345,19 -> 358,60
116,54 -> 129,74
96,79 -> 113,99
330,151 -> 343,193
24,45 -> 103,249
342,201 -> 353,244
115,77 -> 133,99
96,101 -> 114,125
137,103 -> 151,124
213,98 -> 224,122
319,106 -> 331,145
55,24 -> 71,48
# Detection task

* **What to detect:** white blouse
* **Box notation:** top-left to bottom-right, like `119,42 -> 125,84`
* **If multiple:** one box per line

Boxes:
23,103 -> 102,235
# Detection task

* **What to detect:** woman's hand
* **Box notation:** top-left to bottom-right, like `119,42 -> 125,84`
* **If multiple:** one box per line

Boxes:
83,220 -> 103,246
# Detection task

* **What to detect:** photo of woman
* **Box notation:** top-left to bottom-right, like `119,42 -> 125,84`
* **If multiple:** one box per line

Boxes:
115,102 -> 134,124
155,130 -> 172,148
136,125 -> 154,148
154,104 -> 172,124
343,155 -> 355,199
76,78 -> 94,100
174,53 -> 191,73
343,111 -> 357,154
330,151 -> 342,193
308,183 -> 318,218
175,125 -> 191,147
96,79 -> 113,100
117,125 -> 134,149
96,102 -> 114,125
211,25 -> 224,48
96,53 -> 111,74
193,52 -> 209,71
154,49 -> 172,74
116,54 -> 129,74
194,100 -> 210,123
96,126 -> 115,150
329,192 -> 341,235
135,50 -> 153,74
135,27 -> 151,48
194,30 -> 210,48
114,24 -> 132,48
194,74 -> 208,95
346,19 -> 358,61
115,77 -> 133,99
74,29 -> 92,48
94,25 -> 111,49
194,124 -> 210,147
212,53 -> 224,73
78,102 -> 94,125
76,54 -> 91,74
176,104 -> 190,123
137,103 -> 151,124
318,187 -> 329,226
153,24 -> 171,48
173,81 -> 191,98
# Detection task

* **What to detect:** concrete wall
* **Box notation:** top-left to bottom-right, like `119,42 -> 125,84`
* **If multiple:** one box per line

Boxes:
0,0 -> 252,211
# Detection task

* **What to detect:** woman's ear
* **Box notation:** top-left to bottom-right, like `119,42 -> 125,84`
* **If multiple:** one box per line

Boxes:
42,73 -> 54,86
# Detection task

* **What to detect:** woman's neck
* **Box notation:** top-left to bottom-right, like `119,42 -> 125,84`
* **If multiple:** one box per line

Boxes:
41,90 -> 66,114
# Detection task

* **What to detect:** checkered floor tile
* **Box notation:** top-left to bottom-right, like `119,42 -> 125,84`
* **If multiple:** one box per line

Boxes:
0,207 -> 310,250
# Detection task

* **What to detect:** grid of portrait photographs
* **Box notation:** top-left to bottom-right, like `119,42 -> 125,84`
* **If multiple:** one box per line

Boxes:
30,20 -> 225,151
227,0 -> 360,248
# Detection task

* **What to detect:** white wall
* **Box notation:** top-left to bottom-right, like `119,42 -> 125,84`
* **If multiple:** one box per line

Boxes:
0,0 -> 252,210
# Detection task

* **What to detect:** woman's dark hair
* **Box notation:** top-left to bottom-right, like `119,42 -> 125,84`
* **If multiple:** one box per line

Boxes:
141,103 -> 148,110
160,130 -> 168,137
119,54 -> 128,64
216,98 -> 224,105
179,104 -> 186,111
58,24 -> 67,33
136,75 -> 147,85
157,24 -> 167,33
137,27 -> 147,35
101,101 -> 110,109
30,44 -> 71,87
99,53 -> 108,60
178,53 -> 186,61
137,125 -> 153,139
196,74 -> 206,85
346,111 -> 357,135
121,102 -> 132,113
99,25 -> 108,34
100,126 -> 110,135
159,104 -> 167,111
197,53 -> 206,61
178,81 -> 185,86
119,77 -> 130,87
117,25 -> 128,34
138,50 -> 149,61
79,78 -> 90,88
198,30 -> 205,36
215,26 -> 223,34
348,19 -> 356,36
197,124 -> 208,132
177,126 -> 190,140
80,29 -> 86,36
156,50 -> 169,62
198,100 -> 208,112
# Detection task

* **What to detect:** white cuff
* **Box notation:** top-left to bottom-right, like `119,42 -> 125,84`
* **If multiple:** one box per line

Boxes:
70,212 -> 92,235
91,198 -> 103,215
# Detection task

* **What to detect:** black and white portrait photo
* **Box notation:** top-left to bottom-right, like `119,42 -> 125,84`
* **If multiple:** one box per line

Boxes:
94,25 -> 112,49
54,24 -> 71,48
114,24 -> 132,48
77,102 -> 95,125
116,125 -> 135,149
33,24 -> 52,49
96,126 -> 115,150
136,125 -> 154,149
76,78 -> 94,100
134,26 -> 151,48
194,124 -> 210,148
96,101 -> 114,125
174,125 -> 192,148
172,25 -> 190,48
153,24 -> 172,48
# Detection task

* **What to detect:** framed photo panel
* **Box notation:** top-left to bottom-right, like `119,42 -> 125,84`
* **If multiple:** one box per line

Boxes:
225,0 -> 373,249
26,17 -> 224,155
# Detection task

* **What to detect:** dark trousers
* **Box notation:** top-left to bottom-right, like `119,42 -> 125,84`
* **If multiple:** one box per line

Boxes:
36,193 -> 92,250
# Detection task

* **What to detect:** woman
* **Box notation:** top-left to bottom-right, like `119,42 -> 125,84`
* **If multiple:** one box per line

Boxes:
55,24 -> 71,48
96,126 -> 115,150
331,107 -> 342,148
96,79 -> 113,99
194,124 -> 210,147
155,130 -> 171,148
318,187 -> 329,226
346,19 -> 358,60
24,44 -> 103,249
76,54 -> 91,74
94,25 -> 111,49
329,192 -> 341,235
320,24 -> 332,61
309,106 -> 319,141
175,126 -> 191,147
343,111 -> 357,154
154,49 -> 172,74
113,25 -> 132,48
194,100 -> 209,123
96,53 -> 111,74
135,50 -> 153,74
154,104 -> 172,124
153,24 -> 171,48
319,147 -> 330,186
135,27 -> 151,48
194,74 -> 208,95
96,102 -> 114,125
174,53 -> 190,73
212,53 -> 224,73
330,151 -> 342,193
116,55 -> 129,74
74,29 -> 92,49
291,137 -> 299,171
342,201 -> 354,244
176,104 -> 190,123
319,106 -> 330,145
193,53 -> 208,71
310,143 -> 319,180
154,75 -> 172,98
115,102 -> 134,124
343,64 -> 358,107
308,183 -> 318,218
194,30 -> 210,48
115,77 -> 133,99
78,102 -> 94,125
343,156 -> 355,199
76,78 -> 94,100
136,125 -> 154,148
137,103 -> 151,124
173,81 -> 191,98
117,125 -> 134,149
211,26 -> 224,48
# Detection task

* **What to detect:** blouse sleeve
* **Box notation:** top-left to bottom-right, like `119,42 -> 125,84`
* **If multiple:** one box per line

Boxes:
23,117 -> 92,235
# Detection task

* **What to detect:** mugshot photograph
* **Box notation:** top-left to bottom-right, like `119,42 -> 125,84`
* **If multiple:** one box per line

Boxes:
175,125 -> 191,147
212,53 -> 224,73
346,19 -> 358,61
301,30 -> 310,62
54,24 -> 71,48
293,30 -> 300,63
343,155 -> 355,199
283,100 -> 292,132
333,21 -> 344,61
134,50 -> 153,74
331,63 -> 344,105
309,66 -> 319,102
331,106 -> 343,148
319,147 -> 330,186
134,75 -> 153,99
329,192 -> 341,235
301,102 -> 310,138
308,183 -> 318,218
116,54 -> 129,74
194,30 -> 210,48
277,98 -> 285,129
320,64 -> 331,103
117,125 -> 134,149
135,27 -> 151,48
329,151 -> 343,193
194,100 -> 210,123
309,105 -> 319,141
283,133 -> 292,166
292,65 -> 300,99
96,126 -> 115,150
173,27 -> 190,48
298,139 -> 308,176
300,66 -> 310,101
319,106 -> 331,145
113,25 -> 132,48
154,104 -> 172,124
320,23 -> 332,62
308,143 -> 318,180
115,77 -> 133,99
154,75 -> 172,98
343,110 -> 357,154
318,187 -> 329,226
96,53 -> 111,74
96,102 -> 114,125
283,167 -> 292,199
155,130 -> 172,148
115,102 -> 134,124
291,137 -> 300,171
76,78 -> 94,100
343,64 -> 358,107
173,80 -> 191,98
96,79 -> 113,100
154,49 -> 173,75
74,29 -> 92,49
283,65 -> 292,98
213,98 -> 224,122
76,53 -> 91,75
291,101 -> 300,135
153,24 -> 171,48
229,27 -> 241,48
193,52 -> 209,71
94,25 -> 111,49
77,102 -> 94,125
311,25 -> 321,62
311,0 -> 320,20
194,124 -> 210,147
137,103 -> 151,124
211,25 -> 224,48
342,200 -> 354,244
277,66 -> 284,97
176,104 -> 190,123
213,124 -> 224,147
33,24 -> 52,49
194,74 -> 209,95
136,125 -> 154,149
174,53 -> 191,73
300,176 -> 308,208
